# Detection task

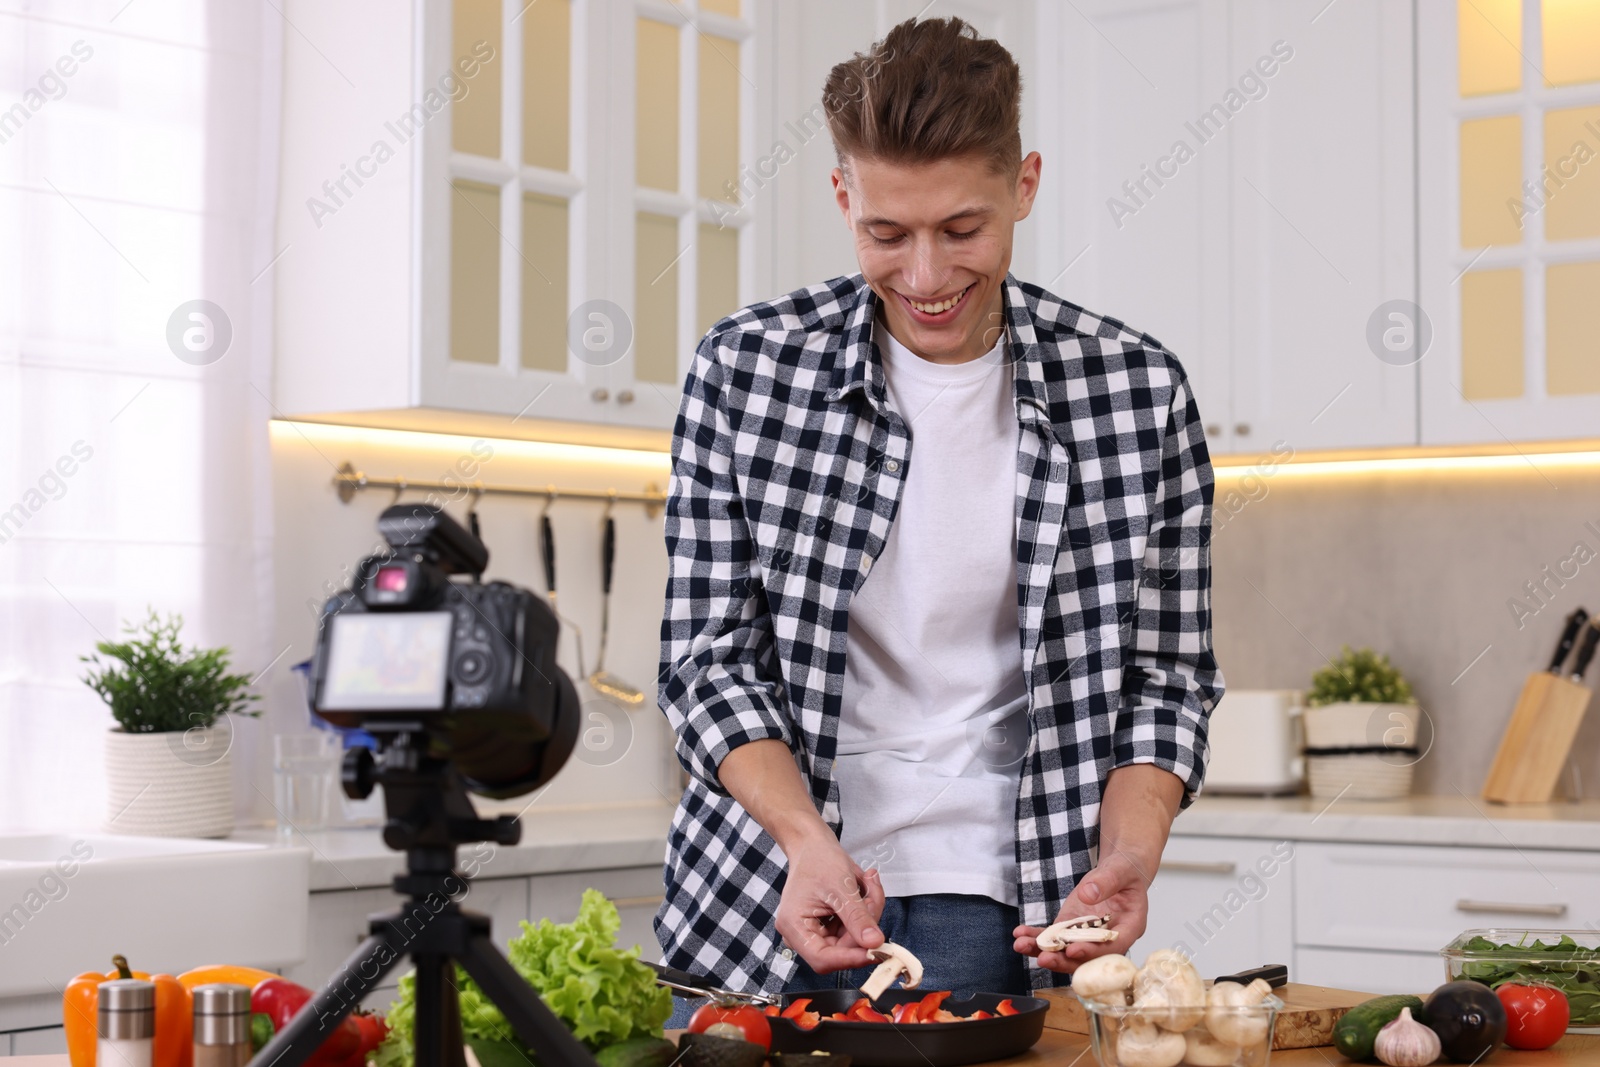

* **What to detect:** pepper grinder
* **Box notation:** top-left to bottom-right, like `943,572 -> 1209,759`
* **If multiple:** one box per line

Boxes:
192,984 -> 253,1067
98,979 -> 155,1067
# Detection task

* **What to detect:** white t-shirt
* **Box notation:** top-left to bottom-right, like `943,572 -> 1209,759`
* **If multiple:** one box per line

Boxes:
834,317 -> 1028,907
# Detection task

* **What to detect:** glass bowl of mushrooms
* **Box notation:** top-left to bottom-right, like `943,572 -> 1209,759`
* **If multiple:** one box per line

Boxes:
1073,951 -> 1283,1067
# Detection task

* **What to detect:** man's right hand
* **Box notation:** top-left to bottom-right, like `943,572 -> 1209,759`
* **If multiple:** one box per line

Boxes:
776,833 -> 886,973
717,739 -> 887,974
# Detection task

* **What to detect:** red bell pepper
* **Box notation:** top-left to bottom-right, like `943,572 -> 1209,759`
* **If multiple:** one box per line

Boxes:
250,978 -> 362,1067
995,998 -> 1019,1016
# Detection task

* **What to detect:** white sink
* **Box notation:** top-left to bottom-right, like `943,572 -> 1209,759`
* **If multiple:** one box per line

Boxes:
0,833 -> 309,998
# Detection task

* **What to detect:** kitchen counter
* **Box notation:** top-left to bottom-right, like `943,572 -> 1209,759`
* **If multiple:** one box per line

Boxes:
230,801 -> 675,890
1175,794 -> 1600,851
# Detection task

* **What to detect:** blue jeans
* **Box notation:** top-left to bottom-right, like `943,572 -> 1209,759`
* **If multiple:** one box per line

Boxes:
665,894 -> 1027,1029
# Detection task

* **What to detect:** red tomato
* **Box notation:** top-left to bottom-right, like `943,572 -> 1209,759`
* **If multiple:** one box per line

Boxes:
688,1001 -> 773,1050
1496,983 -> 1569,1051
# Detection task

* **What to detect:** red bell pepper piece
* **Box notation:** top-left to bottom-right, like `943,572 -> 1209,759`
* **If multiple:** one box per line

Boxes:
968,1010 -> 994,1020
891,1001 -> 923,1024
917,991 -> 952,1017
762,1004 -> 780,1017
995,998 -> 1019,1016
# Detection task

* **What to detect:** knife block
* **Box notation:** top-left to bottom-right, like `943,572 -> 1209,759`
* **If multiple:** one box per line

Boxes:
1482,672 -> 1591,804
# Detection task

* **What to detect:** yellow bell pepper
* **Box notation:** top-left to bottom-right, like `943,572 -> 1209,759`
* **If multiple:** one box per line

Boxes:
63,955 -> 193,1067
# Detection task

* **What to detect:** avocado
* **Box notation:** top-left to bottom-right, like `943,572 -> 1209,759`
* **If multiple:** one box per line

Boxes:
676,1031 -> 768,1067
594,1036 -> 678,1067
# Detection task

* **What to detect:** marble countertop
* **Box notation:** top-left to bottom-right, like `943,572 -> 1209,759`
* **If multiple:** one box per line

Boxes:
1175,793 -> 1600,850
230,801 -> 675,891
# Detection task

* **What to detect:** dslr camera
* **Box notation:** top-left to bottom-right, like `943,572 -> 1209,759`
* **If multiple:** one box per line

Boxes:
308,503 -> 578,798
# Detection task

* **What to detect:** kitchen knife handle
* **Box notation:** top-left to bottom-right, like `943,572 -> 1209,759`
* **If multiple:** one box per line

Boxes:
602,514 -> 616,595
540,513 -> 557,595
1213,964 -> 1289,988
1549,608 -> 1590,673
1570,620 -> 1600,681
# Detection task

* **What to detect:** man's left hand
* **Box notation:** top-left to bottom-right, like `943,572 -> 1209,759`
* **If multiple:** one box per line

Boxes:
1012,847 -> 1153,973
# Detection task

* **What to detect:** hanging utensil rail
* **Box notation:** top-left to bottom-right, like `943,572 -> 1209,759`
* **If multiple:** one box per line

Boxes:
332,462 -> 665,517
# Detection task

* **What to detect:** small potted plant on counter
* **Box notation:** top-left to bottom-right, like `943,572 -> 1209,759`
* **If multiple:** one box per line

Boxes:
1303,645 -> 1421,800
81,609 -> 259,837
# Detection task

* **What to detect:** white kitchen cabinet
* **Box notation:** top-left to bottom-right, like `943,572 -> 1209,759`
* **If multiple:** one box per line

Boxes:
8,1028 -> 66,1056
1053,0 -> 1235,448
1052,0 -> 1418,455
1228,0 -> 1418,452
284,878 -> 530,1009
1416,0 -> 1600,444
1293,840 -> 1600,955
275,0 -> 779,439
1138,836 -> 1294,978
1294,947 -> 1446,996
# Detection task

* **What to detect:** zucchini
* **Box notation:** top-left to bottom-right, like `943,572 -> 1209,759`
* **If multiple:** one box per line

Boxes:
1333,994 -> 1426,1060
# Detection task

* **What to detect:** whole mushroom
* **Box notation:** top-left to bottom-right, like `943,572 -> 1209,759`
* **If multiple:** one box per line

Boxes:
1205,978 -> 1274,1048
1118,1021 -> 1188,1067
1133,950 -> 1206,1032
1182,1027 -> 1241,1067
1070,953 -> 1138,1007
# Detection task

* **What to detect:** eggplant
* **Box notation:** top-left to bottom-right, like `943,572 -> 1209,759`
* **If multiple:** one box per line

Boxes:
1421,981 -> 1508,1063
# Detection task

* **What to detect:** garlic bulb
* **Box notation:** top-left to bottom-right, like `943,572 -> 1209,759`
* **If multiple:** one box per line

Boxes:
1373,1007 -> 1441,1067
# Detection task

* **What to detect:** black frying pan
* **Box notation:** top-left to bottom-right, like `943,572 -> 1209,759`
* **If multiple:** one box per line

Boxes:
767,989 -> 1048,1067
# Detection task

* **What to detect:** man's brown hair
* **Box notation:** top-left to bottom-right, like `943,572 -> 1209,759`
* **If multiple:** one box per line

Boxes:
821,16 -> 1022,177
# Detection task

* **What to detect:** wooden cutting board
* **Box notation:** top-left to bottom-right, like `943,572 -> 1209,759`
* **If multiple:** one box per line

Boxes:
1482,671 -> 1592,804
1040,982 -> 1372,1050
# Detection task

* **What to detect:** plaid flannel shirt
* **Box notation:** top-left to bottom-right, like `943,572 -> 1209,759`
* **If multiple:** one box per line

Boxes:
654,271 -> 1222,994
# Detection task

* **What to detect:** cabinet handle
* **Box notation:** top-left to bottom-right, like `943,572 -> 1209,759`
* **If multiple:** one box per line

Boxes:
591,388 -> 610,402
616,390 -> 635,405
1234,422 -> 1252,436
1159,861 -> 1237,875
609,894 -> 665,909
1456,899 -> 1568,918
1205,424 -> 1223,437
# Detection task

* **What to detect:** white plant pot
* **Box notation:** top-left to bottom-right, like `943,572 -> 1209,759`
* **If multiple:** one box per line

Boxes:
1302,701 -> 1418,749
104,725 -> 235,838
1303,701 -> 1420,800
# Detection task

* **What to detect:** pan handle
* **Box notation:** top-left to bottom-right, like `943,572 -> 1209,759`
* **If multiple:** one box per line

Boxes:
644,962 -> 779,1006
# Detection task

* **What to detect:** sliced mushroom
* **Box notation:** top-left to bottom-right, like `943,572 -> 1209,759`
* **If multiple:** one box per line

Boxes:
859,942 -> 923,1001
1069,953 -> 1138,1006
1132,949 -> 1205,1032
1036,913 -> 1119,950
1118,1021 -> 1187,1067
1205,978 -> 1273,1048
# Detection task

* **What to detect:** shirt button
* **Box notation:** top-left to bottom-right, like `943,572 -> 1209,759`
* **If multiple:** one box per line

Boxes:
780,948 -> 794,960
884,458 -> 901,473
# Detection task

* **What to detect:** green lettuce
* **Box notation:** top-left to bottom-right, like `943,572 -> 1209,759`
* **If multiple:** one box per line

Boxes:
374,890 -> 672,1066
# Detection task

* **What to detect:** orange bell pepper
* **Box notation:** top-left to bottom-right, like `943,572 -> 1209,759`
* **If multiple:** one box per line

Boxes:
64,955 -> 193,1067
176,964 -> 279,991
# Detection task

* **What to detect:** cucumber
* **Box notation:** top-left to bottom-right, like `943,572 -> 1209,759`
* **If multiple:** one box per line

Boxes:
595,1037 -> 678,1067
1333,994 -> 1427,1061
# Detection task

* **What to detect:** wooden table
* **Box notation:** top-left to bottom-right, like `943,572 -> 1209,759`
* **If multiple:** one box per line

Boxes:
15,1030 -> 1598,1067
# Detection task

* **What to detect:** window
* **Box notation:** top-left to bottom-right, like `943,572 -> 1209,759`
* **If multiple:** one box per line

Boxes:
1452,0 -> 1600,402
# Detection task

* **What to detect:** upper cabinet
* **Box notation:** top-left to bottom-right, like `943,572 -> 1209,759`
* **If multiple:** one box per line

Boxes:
1418,0 -> 1600,444
274,0 -> 777,440
1054,0 -> 1417,456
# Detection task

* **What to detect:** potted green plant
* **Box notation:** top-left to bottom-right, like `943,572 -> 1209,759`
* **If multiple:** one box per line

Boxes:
1303,646 -> 1420,800
81,610 -> 259,837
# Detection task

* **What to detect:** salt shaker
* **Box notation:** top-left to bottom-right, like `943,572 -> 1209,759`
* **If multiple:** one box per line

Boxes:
192,983 -> 254,1067
97,979 -> 155,1067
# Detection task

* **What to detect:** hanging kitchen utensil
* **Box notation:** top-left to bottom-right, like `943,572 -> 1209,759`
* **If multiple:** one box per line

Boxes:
1483,607 -> 1596,804
587,498 -> 646,707
539,497 -> 588,678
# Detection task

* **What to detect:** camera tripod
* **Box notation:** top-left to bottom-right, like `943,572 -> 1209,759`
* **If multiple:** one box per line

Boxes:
248,734 -> 599,1067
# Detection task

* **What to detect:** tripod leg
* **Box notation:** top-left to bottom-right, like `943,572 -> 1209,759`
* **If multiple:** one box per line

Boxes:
249,930 -> 408,1067
413,953 -> 467,1067
457,936 -> 598,1067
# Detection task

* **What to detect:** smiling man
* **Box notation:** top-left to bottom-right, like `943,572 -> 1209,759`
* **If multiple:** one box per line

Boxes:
656,17 -> 1222,1006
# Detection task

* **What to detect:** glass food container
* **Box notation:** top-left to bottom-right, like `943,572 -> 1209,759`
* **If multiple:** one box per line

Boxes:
1076,990 -> 1283,1067
1440,928 -> 1600,1034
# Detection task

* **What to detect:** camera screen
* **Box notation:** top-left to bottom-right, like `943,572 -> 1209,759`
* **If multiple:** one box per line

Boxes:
319,611 -> 454,711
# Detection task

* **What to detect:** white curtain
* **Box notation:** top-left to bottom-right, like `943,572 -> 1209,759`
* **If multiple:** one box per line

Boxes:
0,1 -> 283,831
